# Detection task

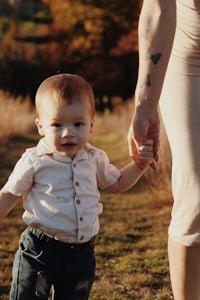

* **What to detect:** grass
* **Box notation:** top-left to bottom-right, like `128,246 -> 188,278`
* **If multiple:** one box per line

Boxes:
0,91 -> 35,141
91,191 -> 173,300
0,93 -> 173,299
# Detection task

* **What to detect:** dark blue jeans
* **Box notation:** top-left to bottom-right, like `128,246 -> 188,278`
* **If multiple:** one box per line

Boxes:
10,227 -> 96,300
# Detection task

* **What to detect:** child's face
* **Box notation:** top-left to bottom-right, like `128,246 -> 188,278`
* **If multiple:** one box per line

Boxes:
35,96 -> 94,158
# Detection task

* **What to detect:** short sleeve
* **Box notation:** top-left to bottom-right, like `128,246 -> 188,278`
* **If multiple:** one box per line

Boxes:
4,151 -> 34,197
96,150 -> 121,189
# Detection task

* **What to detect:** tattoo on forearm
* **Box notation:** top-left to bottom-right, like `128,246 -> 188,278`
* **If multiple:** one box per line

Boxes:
145,74 -> 151,86
146,48 -> 162,65
150,53 -> 162,65
140,74 -> 151,88
141,29 -> 150,40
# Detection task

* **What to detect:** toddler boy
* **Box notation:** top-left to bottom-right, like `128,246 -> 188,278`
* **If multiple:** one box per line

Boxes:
0,73 -> 153,300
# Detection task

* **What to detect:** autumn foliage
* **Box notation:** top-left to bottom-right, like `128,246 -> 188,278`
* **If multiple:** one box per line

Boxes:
0,0 -> 140,108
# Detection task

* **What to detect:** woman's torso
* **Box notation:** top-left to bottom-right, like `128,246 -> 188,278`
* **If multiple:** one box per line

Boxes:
171,0 -> 200,72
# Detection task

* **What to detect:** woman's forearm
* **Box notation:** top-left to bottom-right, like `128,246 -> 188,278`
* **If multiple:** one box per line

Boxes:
135,0 -> 176,112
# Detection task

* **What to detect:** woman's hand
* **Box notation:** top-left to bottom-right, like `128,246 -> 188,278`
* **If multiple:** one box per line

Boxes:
128,109 -> 160,169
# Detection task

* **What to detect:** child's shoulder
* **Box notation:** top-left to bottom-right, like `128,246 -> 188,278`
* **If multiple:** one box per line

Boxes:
86,143 -> 109,160
86,143 -> 105,154
21,146 -> 37,162
25,146 -> 37,155
13,146 -> 38,170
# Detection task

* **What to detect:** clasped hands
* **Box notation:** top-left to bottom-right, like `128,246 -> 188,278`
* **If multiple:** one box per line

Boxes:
127,110 -> 160,170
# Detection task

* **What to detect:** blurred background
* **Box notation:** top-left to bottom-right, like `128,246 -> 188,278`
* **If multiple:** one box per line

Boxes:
0,0 -> 142,111
0,3 -> 174,298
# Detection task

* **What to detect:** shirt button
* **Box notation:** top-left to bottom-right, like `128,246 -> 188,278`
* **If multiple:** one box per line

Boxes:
75,181 -> 79,187
73,163 -> 76,167
80,236 -> 84,241
76,199 -> 81,205
80,216 -> 84,222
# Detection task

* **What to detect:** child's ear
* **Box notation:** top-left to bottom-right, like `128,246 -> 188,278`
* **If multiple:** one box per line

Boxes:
35,118 -> 45,136
89,117 -> 95,134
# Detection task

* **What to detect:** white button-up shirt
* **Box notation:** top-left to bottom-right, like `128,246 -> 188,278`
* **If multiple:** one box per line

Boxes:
5,139 -> 121,243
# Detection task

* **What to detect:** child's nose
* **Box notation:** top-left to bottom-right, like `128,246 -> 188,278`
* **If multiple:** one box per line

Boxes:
62,127 -> 73,137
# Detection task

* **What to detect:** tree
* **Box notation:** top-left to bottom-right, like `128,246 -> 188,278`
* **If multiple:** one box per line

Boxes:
41,0 -> 140,107
0,0 -> 140,108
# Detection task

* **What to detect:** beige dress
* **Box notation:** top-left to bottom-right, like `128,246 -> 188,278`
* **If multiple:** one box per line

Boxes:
160,0 -> 200,246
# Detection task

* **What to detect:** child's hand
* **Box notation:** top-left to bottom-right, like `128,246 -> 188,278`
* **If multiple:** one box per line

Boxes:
137,139 -> 154,167
128,116 -> 159,170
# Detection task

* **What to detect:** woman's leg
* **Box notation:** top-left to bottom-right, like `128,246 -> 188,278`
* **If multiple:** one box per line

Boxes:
168,237 -> 200,300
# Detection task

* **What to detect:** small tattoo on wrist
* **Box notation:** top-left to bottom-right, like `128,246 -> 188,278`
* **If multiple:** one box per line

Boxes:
145,74 -> 151,87
140,74 -> 151,88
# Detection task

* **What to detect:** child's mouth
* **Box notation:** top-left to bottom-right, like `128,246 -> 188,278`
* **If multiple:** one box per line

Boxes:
61,142 -> 76,148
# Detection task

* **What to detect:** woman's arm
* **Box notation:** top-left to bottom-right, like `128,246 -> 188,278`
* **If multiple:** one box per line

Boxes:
129,0 -> 176,165
0,187 -> 21,220
136,0 -> 176,109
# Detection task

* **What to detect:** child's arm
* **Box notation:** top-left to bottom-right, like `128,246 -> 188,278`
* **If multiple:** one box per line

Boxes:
0,187 -> 21,220
107,139 -> 153,193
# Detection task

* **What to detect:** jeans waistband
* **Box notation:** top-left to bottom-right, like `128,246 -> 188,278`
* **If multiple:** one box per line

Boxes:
28,227 -> 94,250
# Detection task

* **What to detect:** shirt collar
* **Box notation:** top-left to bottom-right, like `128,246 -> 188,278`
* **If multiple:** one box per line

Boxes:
36,138 -> 95,163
